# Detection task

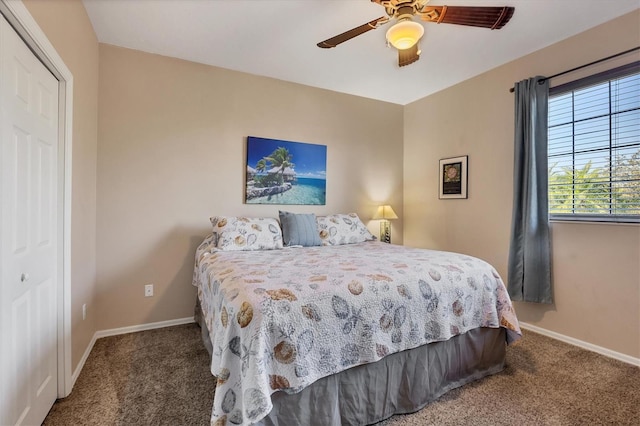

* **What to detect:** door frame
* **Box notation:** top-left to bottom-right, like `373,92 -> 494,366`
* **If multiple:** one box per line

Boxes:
0,0 -> 73,397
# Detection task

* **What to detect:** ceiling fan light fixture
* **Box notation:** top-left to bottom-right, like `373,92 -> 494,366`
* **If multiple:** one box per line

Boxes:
385,20 -> 424,50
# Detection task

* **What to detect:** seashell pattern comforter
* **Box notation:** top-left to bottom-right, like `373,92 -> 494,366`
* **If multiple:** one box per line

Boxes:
193,235 -> 521,426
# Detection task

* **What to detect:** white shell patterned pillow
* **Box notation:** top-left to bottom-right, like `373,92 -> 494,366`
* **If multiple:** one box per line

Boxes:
316,213 -> 376,246
210,216 -> 283,251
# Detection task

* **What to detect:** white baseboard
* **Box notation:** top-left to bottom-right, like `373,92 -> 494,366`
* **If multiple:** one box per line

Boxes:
95,317 -> 194,339
71,332 -> 98,389
70,317 -> 195,390
520,322 -> 640,367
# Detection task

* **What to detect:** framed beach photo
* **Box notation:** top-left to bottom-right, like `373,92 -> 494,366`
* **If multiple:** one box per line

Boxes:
245,136 -> 327,205
439,155 -> 468,199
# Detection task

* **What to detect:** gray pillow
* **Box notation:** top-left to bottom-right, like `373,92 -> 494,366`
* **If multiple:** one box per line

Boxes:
279,211 -> 322,247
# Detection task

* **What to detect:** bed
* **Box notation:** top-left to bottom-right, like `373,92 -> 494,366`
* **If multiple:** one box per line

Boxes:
192,214 -> 521,426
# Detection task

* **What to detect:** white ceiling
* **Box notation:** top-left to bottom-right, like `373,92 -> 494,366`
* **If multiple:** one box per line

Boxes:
82,0 -> 639,105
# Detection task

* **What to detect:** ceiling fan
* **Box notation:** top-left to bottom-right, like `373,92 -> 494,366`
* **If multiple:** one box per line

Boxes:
317,0 -> 515,67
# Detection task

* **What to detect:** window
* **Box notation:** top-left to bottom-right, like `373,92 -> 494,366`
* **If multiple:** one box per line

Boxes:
548,62 -> 640,222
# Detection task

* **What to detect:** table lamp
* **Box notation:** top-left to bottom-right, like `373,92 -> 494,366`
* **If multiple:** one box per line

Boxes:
373,205 -> 398,243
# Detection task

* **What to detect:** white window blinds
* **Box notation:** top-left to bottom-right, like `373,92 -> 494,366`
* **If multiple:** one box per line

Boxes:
548,61 -> 640,222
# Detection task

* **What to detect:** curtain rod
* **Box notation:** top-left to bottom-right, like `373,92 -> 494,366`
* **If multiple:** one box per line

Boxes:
508,46 -> 640,93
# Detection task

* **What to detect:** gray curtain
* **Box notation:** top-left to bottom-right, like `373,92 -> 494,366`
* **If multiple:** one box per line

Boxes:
508,76 -> 552,304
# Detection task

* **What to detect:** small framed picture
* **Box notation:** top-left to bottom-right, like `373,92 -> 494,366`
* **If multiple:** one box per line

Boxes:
439,155 -> 468,199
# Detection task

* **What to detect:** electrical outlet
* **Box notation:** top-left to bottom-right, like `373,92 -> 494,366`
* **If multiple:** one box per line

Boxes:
145,284 -> 154,297
82,304 -> 86,320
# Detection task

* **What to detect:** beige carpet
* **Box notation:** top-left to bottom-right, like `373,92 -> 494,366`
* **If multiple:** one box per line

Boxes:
44,324 -> 639,426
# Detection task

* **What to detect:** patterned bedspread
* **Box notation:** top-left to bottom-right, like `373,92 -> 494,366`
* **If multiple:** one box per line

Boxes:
192,236 -> 521,426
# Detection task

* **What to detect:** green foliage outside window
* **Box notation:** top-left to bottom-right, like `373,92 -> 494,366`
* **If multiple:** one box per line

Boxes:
549,150 -> 640,216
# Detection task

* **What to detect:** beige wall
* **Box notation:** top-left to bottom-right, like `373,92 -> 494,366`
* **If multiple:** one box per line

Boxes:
404,10 -> 640,358
95,44 -> 404,330
23,0 -> 99,370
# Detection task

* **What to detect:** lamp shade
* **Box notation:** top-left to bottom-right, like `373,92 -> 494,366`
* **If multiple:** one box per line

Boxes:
385,20 -> 424,50
373,205 -> 398,220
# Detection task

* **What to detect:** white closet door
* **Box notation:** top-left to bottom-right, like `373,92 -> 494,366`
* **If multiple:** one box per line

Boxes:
1,13 -> 59,426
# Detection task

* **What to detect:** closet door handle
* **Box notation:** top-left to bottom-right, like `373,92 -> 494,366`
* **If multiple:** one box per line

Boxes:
20,273 -> 30,282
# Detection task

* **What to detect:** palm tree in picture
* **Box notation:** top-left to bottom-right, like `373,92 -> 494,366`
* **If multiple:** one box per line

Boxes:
254,159 -> 268,187
256,158 -> 267,173
265,147 -> 294,185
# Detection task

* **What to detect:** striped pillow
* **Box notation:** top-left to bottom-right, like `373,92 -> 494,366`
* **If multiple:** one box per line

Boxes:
278,211 -> 322,247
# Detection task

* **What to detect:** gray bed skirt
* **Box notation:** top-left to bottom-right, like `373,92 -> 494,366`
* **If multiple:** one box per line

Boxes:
195,300 -> 506,425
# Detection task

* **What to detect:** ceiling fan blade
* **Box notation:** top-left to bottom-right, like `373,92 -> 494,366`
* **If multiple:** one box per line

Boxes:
419,6 -> 515,29
317,16 -> 389,48
398,44 -> 420,67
